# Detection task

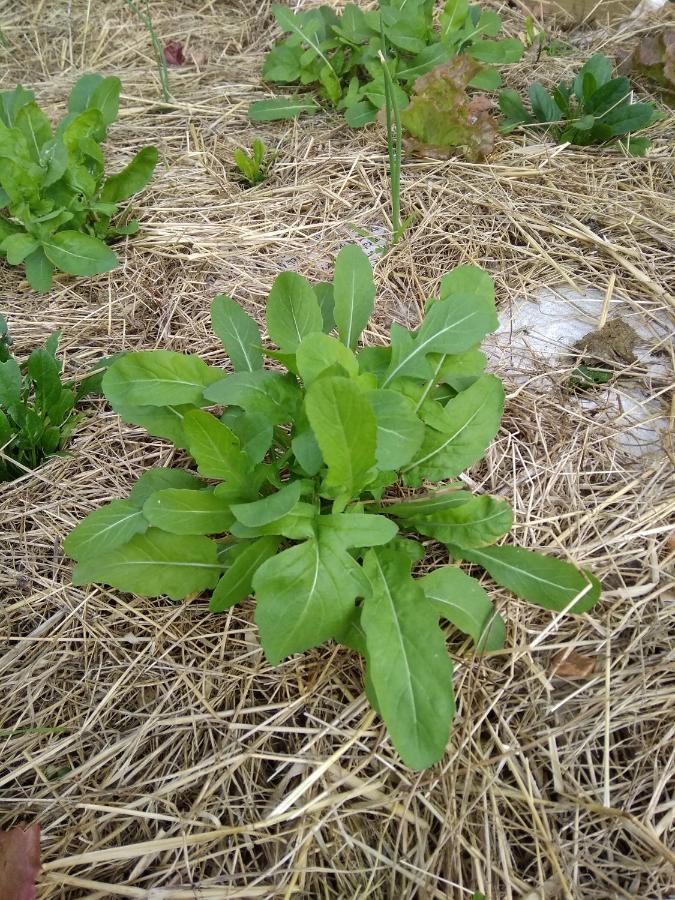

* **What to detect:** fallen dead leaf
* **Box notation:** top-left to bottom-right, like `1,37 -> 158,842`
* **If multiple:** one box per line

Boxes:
0,824 -> 41,900
551,649 -> 596,679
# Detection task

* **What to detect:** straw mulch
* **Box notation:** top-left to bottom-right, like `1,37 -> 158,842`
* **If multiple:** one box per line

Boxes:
1,1 -> 673,897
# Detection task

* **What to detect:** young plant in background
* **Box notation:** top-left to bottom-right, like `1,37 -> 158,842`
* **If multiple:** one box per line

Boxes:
250,0 -> 523,125
66,247 -> 601,771
123,0 -> 172,102
499,54 -> 661,155
0,316 -> 100,482
0,75 -> 158,292
233,138 -> 273,187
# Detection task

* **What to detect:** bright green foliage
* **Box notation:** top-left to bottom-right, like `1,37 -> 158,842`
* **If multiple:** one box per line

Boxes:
0,315 -> 99,481
498,54 -> 661,155
66,248 -> 601,770
0,75 -> 158,292
250,1 -> 523,126
233,138 -> 273,187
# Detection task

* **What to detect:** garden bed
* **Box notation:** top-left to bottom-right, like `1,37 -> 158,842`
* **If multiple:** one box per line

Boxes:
0,1 -> 673,897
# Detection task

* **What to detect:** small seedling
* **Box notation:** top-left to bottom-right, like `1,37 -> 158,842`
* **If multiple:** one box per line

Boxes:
233,139 -> 272,187
123,0 -> 172,102
66,248 -> 601,771
249,1 -> 523,125
499,54 -> 661,155
0,316 -> 100,481
0,75 -> 158,292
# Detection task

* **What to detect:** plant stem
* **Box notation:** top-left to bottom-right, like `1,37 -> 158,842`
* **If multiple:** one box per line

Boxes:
379,19 -> 403,246
123,0 -> 171,103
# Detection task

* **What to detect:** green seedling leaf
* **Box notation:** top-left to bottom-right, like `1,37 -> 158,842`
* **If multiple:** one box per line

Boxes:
249,97 -> 320,121
467,38 -> 523,64
314,281 -> 335,332
183,409 -> 251,487
450,543 -> 601,614
362,548 -> 455,770
333,244 -> 375,349
68,74 -> 103,114
64,499 -> 149,561
211,295 -> 263,372
143,488 -> 234,535
527,83 -> 561,124
100,146 -> 158,202
73,529 -> 222,600
410,493 -> 513,547
205,370 -> 301,424
420,565 -> 505,651
230,481 -> 304,528
267,271 -> 324,351
103,350 -> 220,408
344,100 -> 378,127
113,402 -> 193,448
24,248 -> 54,292
305,375 -> 377,501
128,468 -> 203,507
296,332 -> 358,385
367,389 -> 425,470
1,233 -> 38,265
210,536 -> 280,612
318,512 -> 398,549
42,231 -> 118,276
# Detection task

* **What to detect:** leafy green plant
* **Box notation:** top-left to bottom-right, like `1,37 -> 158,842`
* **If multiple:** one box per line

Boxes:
65,248 -> 601,770
250,0 -> 523,126
0,315 -> 100,481
499,54 -> 661,155
0,75 -> 158,292
233,138 -> 272,187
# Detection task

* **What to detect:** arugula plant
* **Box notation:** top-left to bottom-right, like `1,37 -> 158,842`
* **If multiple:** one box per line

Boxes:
0,75 -> 158,292
233,138 -> 272,187
0,315 -> 100,482
499,54 -> 661,155
66,247 -> 601,770
250,0 -> 523,126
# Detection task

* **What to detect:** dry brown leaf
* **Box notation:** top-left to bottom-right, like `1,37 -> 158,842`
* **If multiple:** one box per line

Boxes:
163,40 -> 184,67
551,650 -> 596,679
0,825 -> 41,900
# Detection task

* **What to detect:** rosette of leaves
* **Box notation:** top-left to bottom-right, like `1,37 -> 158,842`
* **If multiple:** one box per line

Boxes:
627,29 -> 675,107
0,75 -> 158,292
0,315 -> 100,481
233,138 -> 272,187
399,57 -> 498,160
250,0 -> 523,126
498,54 -> 661,155
65,247 -> 601,770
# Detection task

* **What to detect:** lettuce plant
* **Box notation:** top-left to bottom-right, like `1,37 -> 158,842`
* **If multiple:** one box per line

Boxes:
0,75 -> 158,292
250,0 -> 523,126
65,247 -> 600,770
499,54 -> 661,155
0,315 -> 100,481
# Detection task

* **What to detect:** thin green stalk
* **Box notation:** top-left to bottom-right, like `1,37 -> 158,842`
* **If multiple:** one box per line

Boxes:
378,18 -> 403,246
123,0 -> 171,103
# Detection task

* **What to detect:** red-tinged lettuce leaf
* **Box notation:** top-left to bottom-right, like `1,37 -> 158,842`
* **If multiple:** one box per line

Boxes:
629,29 -> 675,107
164,41 -> 184,67
0,824 -> 40,900
399,57 -> 498,161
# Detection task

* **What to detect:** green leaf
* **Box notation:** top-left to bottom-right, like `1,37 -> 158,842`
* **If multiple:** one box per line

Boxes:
254,534 -> 367,663
143,488 -> 234,534
64,499 -> 149,562
263,44 -> 304,82
210,537 -> 280,612
420,566 -> 505,652
296,332 -> 358,385
1,232 -> 38,265
41,231 -> 118,276
397,44 -> 454,83
574,55 -> 612,99
379,488 -> 470,518
103,350 -> 221,408
229,501 -> 316,540
383,289 -> 497,387
469,67 -> 502,90
267,271 -> 324,351
333,244 -> 375,350
72,529 -> 222,600
449,543 -> 601,614
440,0 -> 469,37
317,512 -> 398,549
223,410 -> 273,463
113,403 -> 193,448
411,494 -> 513,548
211,294 -> 263,372
230,481 -> 304,528
467,38 -> 523,64
344,100 -> 378,128
89,76 -> 121,126
205,371 -> 301,424
403,375 -> 504,486
0,357 -> 21,407
361,548 -> 455,770
602,102 -> 655,136
100,146 -> 158,203
68,74 -> 103,114
305,375 -> 377,501
128,468 -> 203,507
367,389 -> 425,470
314,281 -> 335,332
528,83 -> 561,124
249,97 -> 320,121
182,409 -> 251,486
15,102 -> 52,161
24,248 -> 54,293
